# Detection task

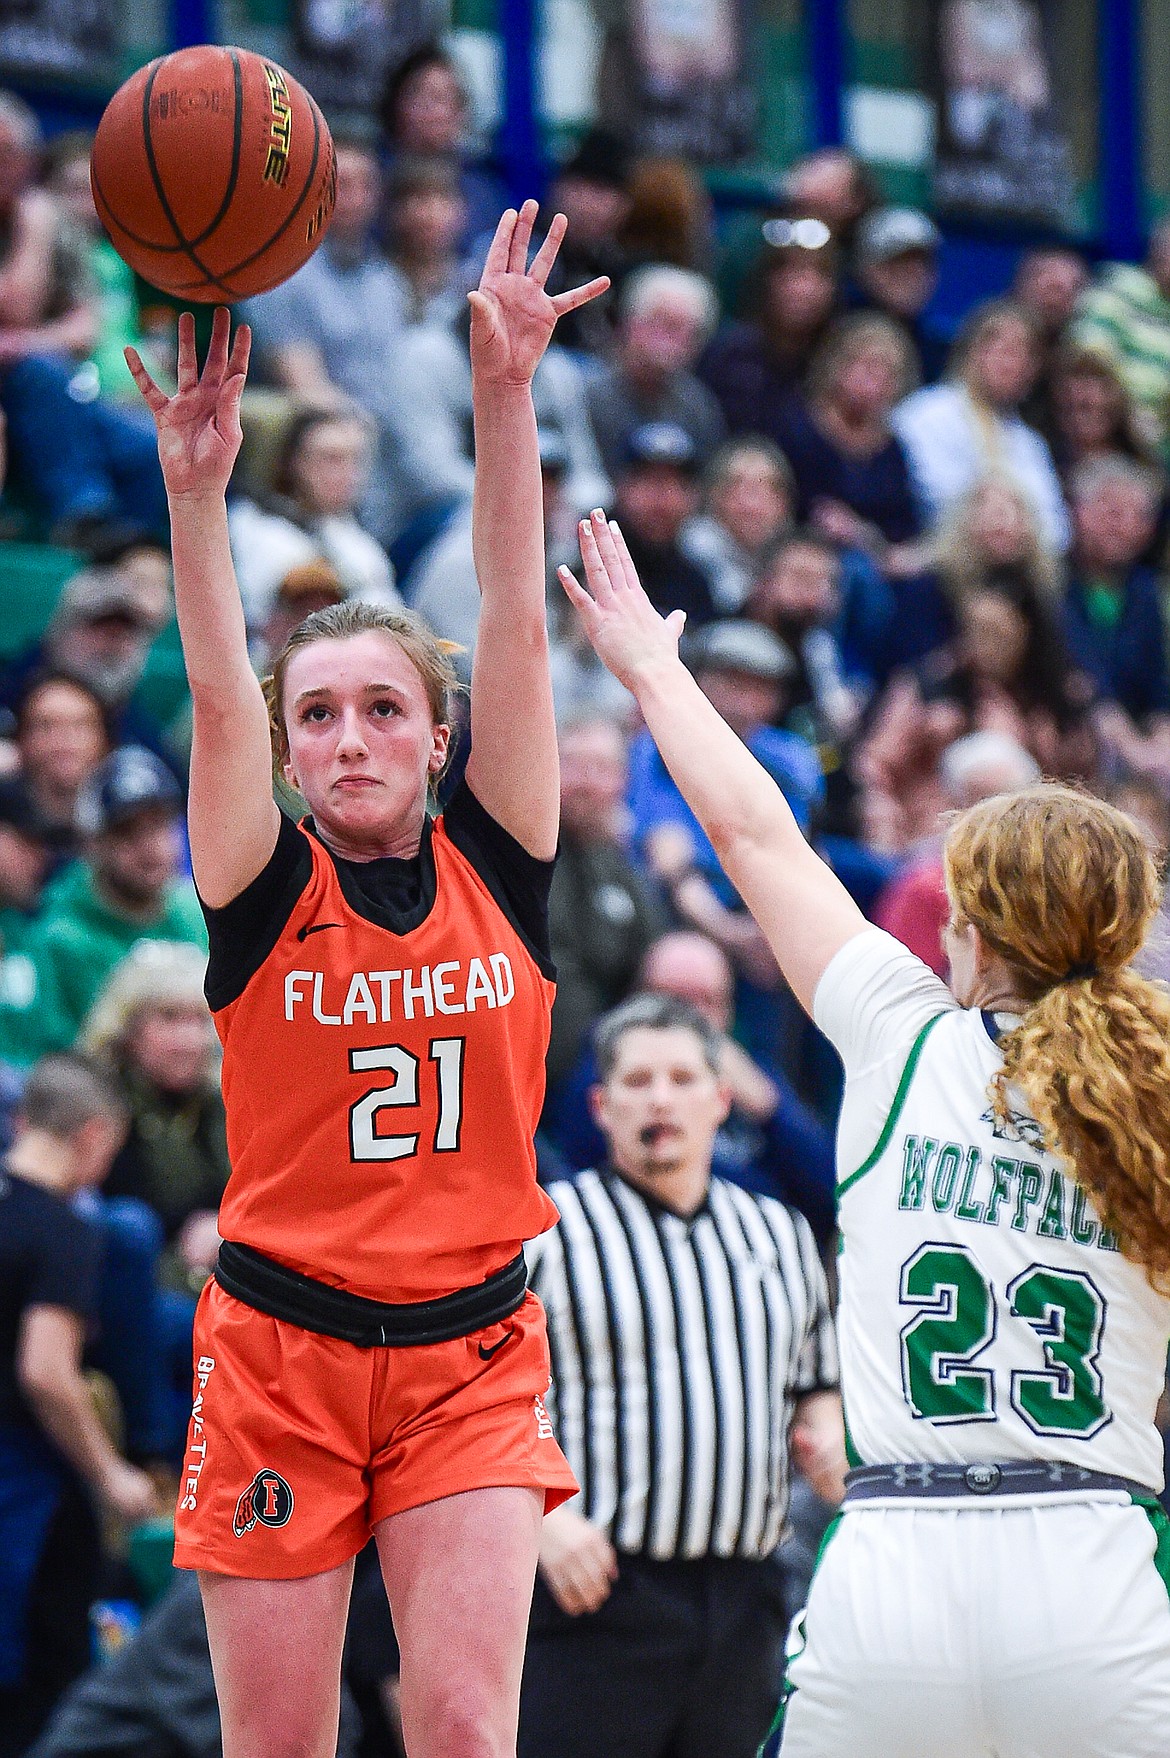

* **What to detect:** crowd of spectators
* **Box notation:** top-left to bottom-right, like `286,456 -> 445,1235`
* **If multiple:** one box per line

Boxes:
3,43 -> 1170,1758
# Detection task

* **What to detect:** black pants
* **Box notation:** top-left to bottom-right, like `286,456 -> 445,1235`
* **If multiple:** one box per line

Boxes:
518,1552 -> 788,1758
0,1472 -> 100,1758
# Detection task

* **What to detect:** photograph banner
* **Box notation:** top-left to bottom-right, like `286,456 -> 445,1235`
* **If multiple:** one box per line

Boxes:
931,0 -> 1074,226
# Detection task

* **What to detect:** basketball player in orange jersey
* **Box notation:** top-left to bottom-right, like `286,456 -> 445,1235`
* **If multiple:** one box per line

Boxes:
124,202 -> 608,1758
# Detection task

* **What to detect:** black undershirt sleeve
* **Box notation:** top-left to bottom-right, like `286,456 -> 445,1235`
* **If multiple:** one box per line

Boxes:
201,812 -> 314,1012
441,782 -> 556,977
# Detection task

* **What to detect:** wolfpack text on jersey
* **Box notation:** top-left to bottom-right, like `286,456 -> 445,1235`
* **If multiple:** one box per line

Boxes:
815,929 -> 1170,1492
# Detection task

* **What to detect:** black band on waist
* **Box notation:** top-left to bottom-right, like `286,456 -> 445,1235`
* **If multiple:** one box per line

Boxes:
844,1460 -> 1155,1505
214,1240 -> 527,1347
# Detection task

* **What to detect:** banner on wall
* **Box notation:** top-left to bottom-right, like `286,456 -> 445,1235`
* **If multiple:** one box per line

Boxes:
0,0 -> 117,81
931,0 -> 1074,226
593,0 -> 756,162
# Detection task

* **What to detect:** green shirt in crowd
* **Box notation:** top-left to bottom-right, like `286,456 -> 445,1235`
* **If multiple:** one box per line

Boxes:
0,861 -> 207,1066
88,236 -> 145,400
0,906 -> 36,960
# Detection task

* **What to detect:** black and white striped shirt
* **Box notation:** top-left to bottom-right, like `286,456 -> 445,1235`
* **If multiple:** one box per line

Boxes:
526,1168 -> 838,1562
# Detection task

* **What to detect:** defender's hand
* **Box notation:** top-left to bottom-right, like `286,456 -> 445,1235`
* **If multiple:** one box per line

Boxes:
558,510 -> 687,691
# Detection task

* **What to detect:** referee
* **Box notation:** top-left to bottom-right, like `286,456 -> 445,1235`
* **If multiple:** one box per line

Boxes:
519,994 -> 842,1758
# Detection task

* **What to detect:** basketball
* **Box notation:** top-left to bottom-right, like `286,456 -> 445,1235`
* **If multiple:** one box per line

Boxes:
90,43 -> 335,302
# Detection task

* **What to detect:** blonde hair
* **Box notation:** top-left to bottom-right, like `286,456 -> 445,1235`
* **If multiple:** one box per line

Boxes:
949,297 -> 1040,387
81,941 -> 217,1087
943,783 -> 1170,1289
262,599 -> 462,783
806,311 -> 919,405
931,471 -> 1062,604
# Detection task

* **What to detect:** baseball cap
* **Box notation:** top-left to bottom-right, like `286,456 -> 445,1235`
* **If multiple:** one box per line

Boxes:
856,207 -> 940,265
623,422 -> 700,473
53,566 -> 168,632
689,620 -> 796,684
75,745 -> 181,836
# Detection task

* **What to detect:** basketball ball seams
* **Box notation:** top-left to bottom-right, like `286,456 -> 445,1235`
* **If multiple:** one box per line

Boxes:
90,55 -> 178,255
161,96 -> 330,299
92,44 -> 334,301
92,160 -> 209,257
181,46 -> 245,252
91,162 -> 187,255
140,59 -> 238,298
92,48 -> 241,262
213,95 -> 323,285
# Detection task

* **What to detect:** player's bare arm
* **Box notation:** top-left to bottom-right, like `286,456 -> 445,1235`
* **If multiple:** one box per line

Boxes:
126,308 -> 280,907
465,201 -> 608,860
560,513 -> 867,1012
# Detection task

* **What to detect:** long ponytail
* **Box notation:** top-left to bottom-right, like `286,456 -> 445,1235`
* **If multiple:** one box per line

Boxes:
944,785 -> 1170,1290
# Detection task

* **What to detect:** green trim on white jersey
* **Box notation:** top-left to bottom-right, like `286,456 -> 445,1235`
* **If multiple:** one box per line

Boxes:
835,1006 -> 1170,1486
836,1012 -> 946,1200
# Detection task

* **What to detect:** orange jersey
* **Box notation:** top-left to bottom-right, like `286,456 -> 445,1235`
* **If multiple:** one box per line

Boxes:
206,785 -> 559,1301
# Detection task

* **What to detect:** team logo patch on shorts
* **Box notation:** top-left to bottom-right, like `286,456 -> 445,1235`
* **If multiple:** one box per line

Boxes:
233,1470 -> 294,1537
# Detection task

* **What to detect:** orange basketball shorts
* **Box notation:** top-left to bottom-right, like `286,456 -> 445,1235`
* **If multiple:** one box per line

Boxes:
173,1279 -> 578,1578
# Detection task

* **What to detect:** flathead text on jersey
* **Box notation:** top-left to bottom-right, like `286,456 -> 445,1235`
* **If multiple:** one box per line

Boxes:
283,956 -> 517,1025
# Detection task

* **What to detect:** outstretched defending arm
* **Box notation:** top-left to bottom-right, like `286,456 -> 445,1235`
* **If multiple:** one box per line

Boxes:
464,202 -> 608,860
127,309 -> 280,908
559,513 -> 868,1013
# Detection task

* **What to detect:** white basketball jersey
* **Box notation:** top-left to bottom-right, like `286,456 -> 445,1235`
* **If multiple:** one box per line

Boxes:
816,930 -> 1170,1491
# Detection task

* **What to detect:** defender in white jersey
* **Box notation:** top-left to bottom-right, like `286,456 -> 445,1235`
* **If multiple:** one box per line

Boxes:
559,510 -> 1170,1758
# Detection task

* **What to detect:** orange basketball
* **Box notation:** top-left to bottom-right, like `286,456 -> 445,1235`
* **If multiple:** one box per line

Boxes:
90,43 -> 335,301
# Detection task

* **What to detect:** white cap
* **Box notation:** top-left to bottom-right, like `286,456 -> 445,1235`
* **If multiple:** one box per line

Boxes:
857,207 -> 940,264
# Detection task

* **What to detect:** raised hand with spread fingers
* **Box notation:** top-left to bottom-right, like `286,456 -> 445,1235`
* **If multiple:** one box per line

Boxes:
559,508 -> 868,1014
557,508 -> 687,690
465,202 -> 609,863
126,307 -> 251,501
126,302 -> 278,908
468,200 -> 609,387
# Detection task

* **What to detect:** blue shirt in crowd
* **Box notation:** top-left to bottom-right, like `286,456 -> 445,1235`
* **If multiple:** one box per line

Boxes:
627,722 -> 824,908
776,393 -> 922,545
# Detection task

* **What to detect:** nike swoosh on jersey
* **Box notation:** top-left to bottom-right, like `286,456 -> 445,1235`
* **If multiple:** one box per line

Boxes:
478,1328 -> 515,1361
297,923 -> 344,941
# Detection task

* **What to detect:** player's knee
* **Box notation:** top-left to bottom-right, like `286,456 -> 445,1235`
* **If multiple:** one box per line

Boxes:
411,1692 -> 514,1758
